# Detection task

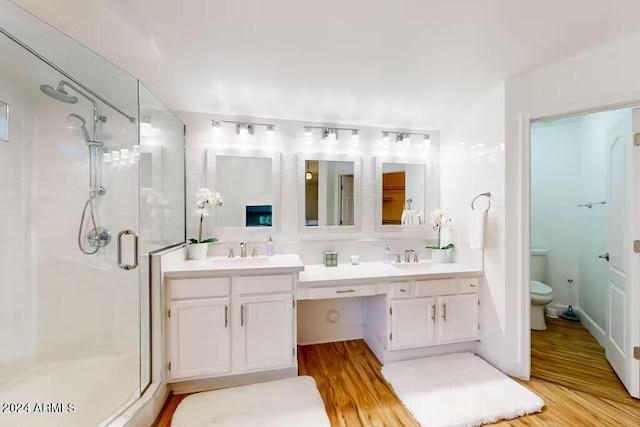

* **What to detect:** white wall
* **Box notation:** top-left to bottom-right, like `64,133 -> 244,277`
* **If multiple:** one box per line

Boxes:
178,111 -> 448,264
530,117 -> 582,306
440,83 -> 506,372
505,29 -> 640,378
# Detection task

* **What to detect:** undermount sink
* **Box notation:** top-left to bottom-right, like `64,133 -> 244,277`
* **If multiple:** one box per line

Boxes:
209,256 -> 271,268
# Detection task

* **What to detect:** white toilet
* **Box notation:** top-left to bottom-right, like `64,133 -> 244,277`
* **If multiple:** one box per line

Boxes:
531,248 -> 554,330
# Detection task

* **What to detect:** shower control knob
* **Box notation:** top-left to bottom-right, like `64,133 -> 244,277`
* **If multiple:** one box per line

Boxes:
598,253 -> 610,262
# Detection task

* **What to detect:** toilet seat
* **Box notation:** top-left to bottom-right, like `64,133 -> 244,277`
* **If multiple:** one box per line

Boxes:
531,280 -> 552,295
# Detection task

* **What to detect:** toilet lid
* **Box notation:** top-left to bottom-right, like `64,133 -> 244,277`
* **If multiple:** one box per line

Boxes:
531,281 -> 552,295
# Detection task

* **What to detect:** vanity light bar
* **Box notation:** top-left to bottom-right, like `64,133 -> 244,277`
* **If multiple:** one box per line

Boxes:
382,130 -> 431,147
303,125 -> 361,142
211,120 -> 277,137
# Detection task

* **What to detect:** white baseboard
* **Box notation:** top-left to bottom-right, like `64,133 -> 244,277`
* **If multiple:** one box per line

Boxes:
170,367 -> 298,395
578,308 -> 607,347
363,325 -> 477,364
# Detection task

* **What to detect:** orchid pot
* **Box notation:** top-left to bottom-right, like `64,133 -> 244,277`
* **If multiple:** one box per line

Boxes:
189,188 -> 223,260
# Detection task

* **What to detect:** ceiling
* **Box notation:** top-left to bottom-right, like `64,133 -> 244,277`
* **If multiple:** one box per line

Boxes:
12,0 -> 640,129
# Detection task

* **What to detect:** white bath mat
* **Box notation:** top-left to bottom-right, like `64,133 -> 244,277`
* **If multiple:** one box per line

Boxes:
170,376 -> 330,427
382,353 -> 544,427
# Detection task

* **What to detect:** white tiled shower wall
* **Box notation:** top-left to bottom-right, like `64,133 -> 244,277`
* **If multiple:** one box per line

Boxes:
0,73 -> 36,382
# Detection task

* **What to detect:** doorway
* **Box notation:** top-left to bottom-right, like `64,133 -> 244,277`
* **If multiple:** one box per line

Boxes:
529,107 -> 640,405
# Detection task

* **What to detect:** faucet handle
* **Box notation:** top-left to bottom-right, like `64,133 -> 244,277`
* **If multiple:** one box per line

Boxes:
228,248 -> 235,258
252,247 -> 258,257
395,254 -> 401,263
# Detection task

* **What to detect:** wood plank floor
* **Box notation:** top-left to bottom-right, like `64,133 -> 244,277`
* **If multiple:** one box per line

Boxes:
531,317 -> 640,409
154,336 -> 640,426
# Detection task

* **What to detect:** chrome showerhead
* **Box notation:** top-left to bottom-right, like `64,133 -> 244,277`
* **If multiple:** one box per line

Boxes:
40,84 -> 78,104
67,113 -> 91,142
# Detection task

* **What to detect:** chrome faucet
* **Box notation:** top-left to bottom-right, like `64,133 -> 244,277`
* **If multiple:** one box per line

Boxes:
405,250 -> 418,263
240,242 -> 247,258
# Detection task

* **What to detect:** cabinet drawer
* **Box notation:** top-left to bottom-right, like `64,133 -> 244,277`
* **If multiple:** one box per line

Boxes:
309,284 -> 376,300
169,278 -> 230,300
390,281 -> 413,299
238,275 -> 293,295
460,277 -> 480,294
415,279 -> 458,297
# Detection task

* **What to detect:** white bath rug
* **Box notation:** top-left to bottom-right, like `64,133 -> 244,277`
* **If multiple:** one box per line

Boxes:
381,353 -> 544,427
170,376 -> 330,427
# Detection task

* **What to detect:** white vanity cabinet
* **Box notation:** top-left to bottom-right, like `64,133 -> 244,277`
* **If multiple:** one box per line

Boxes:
389,297 -> 436,350
236,293 -> 294,371
387,279 -> 479,351
437,293 -> 479,343
165,273 -> 297,384
168,297 -> 231,380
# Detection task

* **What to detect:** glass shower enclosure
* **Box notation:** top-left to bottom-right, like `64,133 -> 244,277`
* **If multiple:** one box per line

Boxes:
0,2 -> 185,426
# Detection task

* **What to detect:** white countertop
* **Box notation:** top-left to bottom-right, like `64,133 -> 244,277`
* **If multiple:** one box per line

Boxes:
164,254 -> 305,279
298,261 -> 482,286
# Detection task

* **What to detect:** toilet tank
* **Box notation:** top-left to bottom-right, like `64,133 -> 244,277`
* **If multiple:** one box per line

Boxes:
530,248 -> 548,283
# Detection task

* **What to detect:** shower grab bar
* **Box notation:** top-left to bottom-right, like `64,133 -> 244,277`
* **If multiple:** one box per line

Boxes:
117,229 -> 139,270
577,201 -> 606,209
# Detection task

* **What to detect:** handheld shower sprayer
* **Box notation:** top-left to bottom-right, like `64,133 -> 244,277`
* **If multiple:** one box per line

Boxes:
67,113 -> 90,142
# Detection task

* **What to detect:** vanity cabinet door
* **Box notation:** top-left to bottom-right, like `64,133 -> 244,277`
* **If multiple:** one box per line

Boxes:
168,298 -> 231,381
235,293 -> 294,372
389,297 -> 436,350
437,294 -> 479,343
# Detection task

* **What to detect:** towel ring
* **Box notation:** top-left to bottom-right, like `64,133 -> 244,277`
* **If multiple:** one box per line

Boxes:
471,192 -> 491,211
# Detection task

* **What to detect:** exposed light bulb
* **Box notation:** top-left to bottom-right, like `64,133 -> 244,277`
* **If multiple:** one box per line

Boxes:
402,134 -> 411,145
266,124 -> 275,138
380,132 -> 390,148
211,120 -> 222,139
120,148 -> 130,160
112,150 -> 120,161
304,127 -> 312,138
103,152 -> 112,163
351,129 -> 359,147
306,171 -> 312,180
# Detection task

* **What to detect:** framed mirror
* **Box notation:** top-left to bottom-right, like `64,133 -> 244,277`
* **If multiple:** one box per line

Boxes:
374,157 -> 438,232
298,153 -> 361,234
206,149 -> 280,234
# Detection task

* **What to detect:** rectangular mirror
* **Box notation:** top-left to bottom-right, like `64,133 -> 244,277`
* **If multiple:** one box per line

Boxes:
298,153 -> 361,234
215,155 -> 273,227
207,150 -> 280,234
304,160 -> 354,227
0,101 -> 8,142
381,163 -> 425,225
375,157 -> 437,232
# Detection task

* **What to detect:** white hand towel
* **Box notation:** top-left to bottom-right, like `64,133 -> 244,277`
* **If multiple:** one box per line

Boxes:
470,210 -> 487,249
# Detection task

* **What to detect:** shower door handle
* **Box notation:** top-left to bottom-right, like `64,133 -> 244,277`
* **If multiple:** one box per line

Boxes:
117,229 -> 139,270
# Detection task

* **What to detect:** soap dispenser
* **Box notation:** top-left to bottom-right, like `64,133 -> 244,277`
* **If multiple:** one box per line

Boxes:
384,244 -> 392,264
266,235 -> 275,257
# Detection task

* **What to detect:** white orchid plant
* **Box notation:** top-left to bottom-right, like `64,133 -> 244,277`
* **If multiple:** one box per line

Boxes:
190,188 -> 223,244
426,209 -> 454,250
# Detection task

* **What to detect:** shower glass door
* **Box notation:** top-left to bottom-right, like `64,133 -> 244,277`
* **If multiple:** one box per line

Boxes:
0,4 -> 142,426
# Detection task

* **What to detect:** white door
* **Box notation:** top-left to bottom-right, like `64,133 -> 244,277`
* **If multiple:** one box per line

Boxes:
236,293 -> 294,372
169,298 -> 231,381
437,294 -> 479,343
389,298 -> 435,350
604,109 -> 640,397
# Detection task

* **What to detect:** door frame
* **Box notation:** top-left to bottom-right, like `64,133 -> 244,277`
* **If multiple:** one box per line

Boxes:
520,102 -> 640,397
